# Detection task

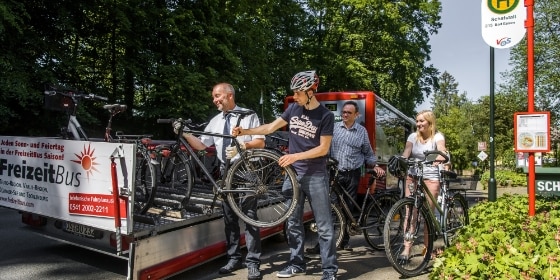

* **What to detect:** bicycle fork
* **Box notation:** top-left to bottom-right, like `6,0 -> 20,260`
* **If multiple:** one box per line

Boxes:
403,196 -> 424,243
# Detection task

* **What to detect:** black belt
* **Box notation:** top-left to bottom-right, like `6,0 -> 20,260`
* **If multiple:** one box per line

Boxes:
338,167 -> 361,174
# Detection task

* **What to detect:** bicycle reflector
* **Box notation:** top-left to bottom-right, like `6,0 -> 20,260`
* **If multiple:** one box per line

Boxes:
388,155 -> 407,178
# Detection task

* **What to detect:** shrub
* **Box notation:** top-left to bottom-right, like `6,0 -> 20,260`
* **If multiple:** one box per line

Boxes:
479,170 -> 527,189
430,195 -> 560,279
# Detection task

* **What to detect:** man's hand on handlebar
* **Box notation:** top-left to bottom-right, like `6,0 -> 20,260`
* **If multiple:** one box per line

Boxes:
231,126 -> 243,137
172,119 -> 191,136
373,165 -> 386,177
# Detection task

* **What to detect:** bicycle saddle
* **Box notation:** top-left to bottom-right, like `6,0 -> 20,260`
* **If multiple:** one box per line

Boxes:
225,109 -> 255,117
440,170 -> 457,179
103,104 -> 127,114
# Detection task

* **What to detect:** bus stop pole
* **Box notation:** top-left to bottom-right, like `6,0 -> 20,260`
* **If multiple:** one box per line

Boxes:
488,47 -> 497,202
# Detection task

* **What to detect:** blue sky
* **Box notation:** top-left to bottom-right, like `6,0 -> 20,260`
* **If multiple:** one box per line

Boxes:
418,0 -> 514,110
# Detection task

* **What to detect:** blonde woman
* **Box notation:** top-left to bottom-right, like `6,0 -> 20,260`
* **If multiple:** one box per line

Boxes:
399,110 -> 449,260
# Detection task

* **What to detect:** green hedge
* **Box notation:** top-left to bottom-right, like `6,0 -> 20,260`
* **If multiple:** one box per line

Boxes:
479,170 -> 527,189
430,194 -> 560,279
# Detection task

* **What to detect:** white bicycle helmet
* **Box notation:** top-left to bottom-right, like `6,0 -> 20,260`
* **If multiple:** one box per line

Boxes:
290,70 -> 319,91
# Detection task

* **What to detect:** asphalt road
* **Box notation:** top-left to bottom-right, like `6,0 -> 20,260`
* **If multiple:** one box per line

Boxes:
0,207 -> 127,280
0,185 -> 526,280
0,206 -> 427,280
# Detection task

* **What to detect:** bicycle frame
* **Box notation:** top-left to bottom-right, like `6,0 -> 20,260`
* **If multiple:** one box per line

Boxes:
67,115 -> 89,141
327,157 -> 397,232
411,179 -> 445,234
332,171 -> 379,229
159,112 -> 269,208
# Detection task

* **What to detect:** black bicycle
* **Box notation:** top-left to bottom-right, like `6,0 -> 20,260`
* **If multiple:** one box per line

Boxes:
155,109 -> 300,228
301,157 -> 399,252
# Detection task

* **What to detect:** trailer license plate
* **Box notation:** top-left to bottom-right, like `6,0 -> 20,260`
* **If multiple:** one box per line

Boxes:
63,222 -> 97,238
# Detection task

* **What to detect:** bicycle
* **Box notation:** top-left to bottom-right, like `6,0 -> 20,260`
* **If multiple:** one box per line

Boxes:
43,88 -> 158,215
146,121 -> 222,212
383,150 -> 469,277
155,109 -> 300,228
301,157 -> 399,254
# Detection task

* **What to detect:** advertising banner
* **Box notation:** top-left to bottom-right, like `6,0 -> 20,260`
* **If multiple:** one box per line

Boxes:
0,136 -> 135,232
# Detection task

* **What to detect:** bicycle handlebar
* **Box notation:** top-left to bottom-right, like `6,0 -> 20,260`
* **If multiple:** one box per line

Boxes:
157,118 -> 182,124
423,149 -> 450,164
44,90 -> 108,102
160,109 -> 257,132
269,135 -> 288,143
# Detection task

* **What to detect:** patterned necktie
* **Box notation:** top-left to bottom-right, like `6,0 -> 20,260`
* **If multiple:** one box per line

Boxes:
222,113 -> 231,162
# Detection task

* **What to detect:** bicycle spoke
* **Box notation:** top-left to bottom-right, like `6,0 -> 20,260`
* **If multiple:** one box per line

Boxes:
384,198 -> 434,277
226,150 -> 299,228
443,193 -> 469,246
363,193 -> 397,250
133,151 -> 157,214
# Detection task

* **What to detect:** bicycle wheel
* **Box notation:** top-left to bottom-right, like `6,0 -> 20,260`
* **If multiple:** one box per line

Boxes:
225,149 -> 299,228
362,193 -> 398,250
134,150 -> 157,214
443,193 -> 469,246
157,152 -> 194,208
295,202 -> 345,254
383,198 -> 435,277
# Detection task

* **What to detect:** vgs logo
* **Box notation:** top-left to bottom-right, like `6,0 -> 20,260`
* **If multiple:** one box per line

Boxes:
496,37 -> 512,47
488,0 -> 520,14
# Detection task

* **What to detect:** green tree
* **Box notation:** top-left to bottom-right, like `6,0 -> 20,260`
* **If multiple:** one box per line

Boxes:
0,0 -> 443,137
304,0 -> 442,115
430,71 -> 463,116
504,1 -> 560,122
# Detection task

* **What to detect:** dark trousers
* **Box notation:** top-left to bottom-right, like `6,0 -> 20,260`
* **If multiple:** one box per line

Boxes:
222,197 -> 262,267
336,168 -> 361,245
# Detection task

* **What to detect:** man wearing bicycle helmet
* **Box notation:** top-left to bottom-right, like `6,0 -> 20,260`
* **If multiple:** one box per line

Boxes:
232,70 -> 338,280
175,83 -> 265,280
306,100 -> 386,256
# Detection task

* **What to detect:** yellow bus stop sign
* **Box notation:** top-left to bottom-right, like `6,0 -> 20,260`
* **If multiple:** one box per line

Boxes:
481,0 -> 526,49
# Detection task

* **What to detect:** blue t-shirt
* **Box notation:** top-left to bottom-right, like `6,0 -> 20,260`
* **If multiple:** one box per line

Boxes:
281,103 -> 334,175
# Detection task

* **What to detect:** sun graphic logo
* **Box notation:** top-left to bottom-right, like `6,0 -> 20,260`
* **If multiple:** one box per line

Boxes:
71,143 -> 100,180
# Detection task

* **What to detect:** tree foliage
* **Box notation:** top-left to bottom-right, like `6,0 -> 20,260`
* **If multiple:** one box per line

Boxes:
429,71 -> 527,173
0,0 -> 441,138
504,1 -> 560,123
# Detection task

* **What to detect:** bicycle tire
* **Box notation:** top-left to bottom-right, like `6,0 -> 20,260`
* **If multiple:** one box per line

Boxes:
134,150 -> 157,214
443,192 -> 469,247
383,198 -> 435,277
157,151 -> 194,208
292,202 -> 345,252
225,149 -> 299,228
362,193 -> 398,250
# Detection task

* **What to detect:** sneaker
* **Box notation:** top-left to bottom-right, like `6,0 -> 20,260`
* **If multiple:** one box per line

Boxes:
247,265 -> 262,280
321,271 -> 337,280
276,265 -> 305,278
337,244 -> 353,252
219,260 -> 243,274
